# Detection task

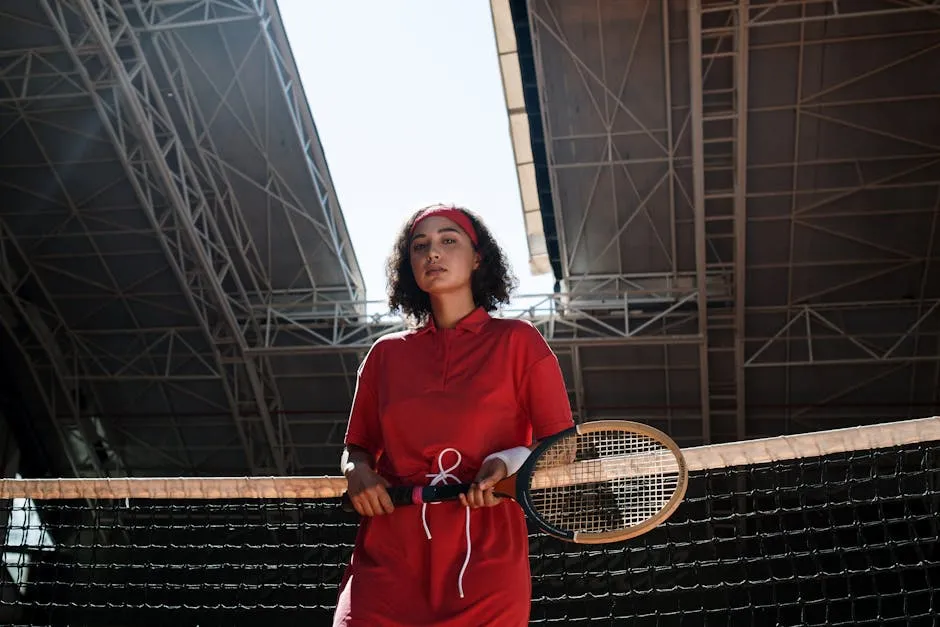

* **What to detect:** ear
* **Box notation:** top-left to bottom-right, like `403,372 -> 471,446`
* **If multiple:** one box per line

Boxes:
472,252 -> 481,270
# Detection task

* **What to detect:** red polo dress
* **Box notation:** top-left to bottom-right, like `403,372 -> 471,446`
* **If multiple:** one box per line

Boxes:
332,307 -> 574,626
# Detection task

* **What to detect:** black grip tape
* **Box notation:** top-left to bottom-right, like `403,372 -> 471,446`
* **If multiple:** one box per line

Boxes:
340,485 -> 415,513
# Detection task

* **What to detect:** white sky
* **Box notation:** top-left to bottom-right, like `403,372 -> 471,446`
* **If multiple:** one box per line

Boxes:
277,0 -> 554,307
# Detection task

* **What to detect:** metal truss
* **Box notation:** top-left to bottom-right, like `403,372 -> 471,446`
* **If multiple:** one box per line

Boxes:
0,214 -> 134,543
515,0 -> 700,448
67,285 -> 704,356
0,0 -> 358,479
125,0 -> 365,305
0,14 -> 132,479
40,0 -> 294,475
522,0 -> 745,443
746,299 -> 940,368
248,277 -> 710,355
741,0 -> 940,28
512,0 -> 940,448
522,0 -> 685,292
736,0 -> 940,439
0,219 -> 119,479
0,0 -> 371,478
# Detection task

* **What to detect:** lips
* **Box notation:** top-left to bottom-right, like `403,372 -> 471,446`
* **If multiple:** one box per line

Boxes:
425,265 -> 445,277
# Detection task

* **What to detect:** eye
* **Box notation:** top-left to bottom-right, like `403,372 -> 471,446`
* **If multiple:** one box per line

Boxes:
443,238 -> 456,245
412,242 -> 427,252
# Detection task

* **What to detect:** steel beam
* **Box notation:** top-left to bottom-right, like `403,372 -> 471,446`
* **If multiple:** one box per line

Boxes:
732,0 -> 749,442
688,0 -> 712,444
662,0 -> 678,275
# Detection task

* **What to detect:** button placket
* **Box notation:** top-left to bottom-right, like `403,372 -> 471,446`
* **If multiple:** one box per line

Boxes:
441,329 -> 451,389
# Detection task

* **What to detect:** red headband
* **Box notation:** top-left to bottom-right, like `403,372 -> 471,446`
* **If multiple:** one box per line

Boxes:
410,206 -> 479,246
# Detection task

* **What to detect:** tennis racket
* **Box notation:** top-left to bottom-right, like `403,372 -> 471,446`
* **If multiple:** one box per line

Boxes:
341,420 -> 688,544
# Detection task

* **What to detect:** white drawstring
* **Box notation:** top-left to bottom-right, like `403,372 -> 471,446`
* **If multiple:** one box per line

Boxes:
422,448 -> 472,599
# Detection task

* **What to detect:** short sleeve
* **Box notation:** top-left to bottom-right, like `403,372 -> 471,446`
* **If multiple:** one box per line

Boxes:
343,343 -> 383,457
514,324 -> 574,440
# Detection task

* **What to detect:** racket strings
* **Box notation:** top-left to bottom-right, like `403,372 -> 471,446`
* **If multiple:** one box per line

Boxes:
529,430 -> 681,535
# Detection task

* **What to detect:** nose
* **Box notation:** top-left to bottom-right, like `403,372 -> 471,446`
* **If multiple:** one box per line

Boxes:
427,242 -> 442,260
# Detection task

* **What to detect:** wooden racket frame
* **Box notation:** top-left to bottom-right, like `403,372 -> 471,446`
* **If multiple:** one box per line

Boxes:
510,420 -> 689,544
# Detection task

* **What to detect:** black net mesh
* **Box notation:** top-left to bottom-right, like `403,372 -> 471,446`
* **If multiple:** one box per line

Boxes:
2,442 -> 937,626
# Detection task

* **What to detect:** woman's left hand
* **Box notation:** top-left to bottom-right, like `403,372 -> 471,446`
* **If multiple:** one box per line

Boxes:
461,458 -> 508,508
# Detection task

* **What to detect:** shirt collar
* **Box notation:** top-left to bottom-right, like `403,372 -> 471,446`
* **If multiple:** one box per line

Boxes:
415,306 -> 491,335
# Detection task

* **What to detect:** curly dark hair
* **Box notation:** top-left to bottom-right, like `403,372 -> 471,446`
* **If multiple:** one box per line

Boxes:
387,205 -> 517,322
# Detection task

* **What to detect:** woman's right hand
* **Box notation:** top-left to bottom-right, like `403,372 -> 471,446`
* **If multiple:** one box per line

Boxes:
344,463 -> 395,517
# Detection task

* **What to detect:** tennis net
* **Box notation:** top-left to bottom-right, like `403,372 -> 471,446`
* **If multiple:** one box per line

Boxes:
0,417 -> 937,626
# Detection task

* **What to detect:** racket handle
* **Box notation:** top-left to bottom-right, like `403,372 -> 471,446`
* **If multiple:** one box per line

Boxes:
340,484 -> 471,513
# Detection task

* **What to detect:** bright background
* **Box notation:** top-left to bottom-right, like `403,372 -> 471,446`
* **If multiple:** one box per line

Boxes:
277,0 -> 554,308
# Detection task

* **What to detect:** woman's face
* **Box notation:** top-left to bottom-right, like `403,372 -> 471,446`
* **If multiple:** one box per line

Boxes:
409,215 -> 479,296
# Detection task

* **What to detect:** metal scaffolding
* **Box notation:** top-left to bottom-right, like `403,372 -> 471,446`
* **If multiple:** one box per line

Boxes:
0,0 -> 938,480
500,0 -> 940,447
0,0 -> 363,476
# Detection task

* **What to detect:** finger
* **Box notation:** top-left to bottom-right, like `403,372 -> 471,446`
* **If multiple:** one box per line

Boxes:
470,484 -> 487,508
376,485 -> 395,514
465,485 -> 478,508
478,462 -> 508,489
479,476 -> 504,492
483,490 -> 502,507
473,467 -> 489,485
477,487 -> 492,508
349,494 -> 364,516
353,494 -> 374,517
358,489 -> 379,516
366,489 -> 389,516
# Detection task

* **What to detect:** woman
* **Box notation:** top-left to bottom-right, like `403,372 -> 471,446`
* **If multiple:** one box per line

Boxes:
333,204 -> 573,626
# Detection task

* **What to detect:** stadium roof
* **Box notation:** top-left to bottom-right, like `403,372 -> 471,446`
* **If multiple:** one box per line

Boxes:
490,0 -> 940,448
0,0 -> 938,483
0,0 -> 365,478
